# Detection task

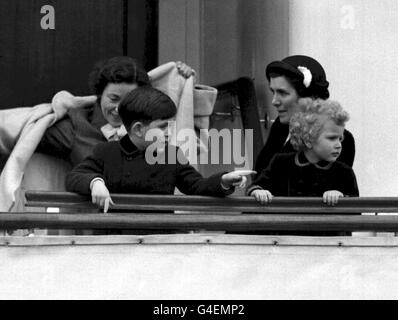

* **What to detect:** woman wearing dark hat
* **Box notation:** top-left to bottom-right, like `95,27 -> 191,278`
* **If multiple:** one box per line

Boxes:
254,55 -> 355,175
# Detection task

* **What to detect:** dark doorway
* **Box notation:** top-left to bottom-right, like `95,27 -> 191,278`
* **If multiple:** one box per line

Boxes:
0,0 -> 158,109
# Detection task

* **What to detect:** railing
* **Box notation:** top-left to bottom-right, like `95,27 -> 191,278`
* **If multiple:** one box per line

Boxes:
24,192 -> 398,213
0,191 -> 391,232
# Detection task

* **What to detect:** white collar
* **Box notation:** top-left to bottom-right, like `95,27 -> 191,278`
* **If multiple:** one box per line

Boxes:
294,152 -> 333,170
100,123 -> 127,141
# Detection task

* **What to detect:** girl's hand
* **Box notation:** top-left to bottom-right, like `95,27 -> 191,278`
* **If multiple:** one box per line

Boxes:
251,190 -> 273,205
91,180 -> 115,213
323,190 -> 344,206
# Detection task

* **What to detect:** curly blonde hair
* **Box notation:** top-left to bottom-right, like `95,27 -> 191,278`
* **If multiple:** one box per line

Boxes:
289,99 -> 349,151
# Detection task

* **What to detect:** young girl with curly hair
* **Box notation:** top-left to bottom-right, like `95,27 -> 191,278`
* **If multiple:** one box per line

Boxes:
247,99 -> 359,205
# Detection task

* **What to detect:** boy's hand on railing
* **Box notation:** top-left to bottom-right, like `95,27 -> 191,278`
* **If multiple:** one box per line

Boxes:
91,180 -> 115,213
251,190 -> 273,205
323,190 -> 344,206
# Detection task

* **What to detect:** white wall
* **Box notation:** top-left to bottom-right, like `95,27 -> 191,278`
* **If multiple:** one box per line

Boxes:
4,235 -> 398,299
289,0 -> 398,196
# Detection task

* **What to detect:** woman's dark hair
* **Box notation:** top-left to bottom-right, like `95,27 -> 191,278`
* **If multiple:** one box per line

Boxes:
88,56 -> 150,96
118,86 -> 177,130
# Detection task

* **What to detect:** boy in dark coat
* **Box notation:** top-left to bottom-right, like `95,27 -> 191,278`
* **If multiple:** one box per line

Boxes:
66,86 -> 246,212
248,99 -> 359,204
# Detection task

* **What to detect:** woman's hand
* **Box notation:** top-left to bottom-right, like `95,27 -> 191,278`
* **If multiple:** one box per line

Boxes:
251,190 -> 273,205
176,61 -> 196,78
52,91 -> 97,120
91,180 -> 115,213
323,190 -> 344,206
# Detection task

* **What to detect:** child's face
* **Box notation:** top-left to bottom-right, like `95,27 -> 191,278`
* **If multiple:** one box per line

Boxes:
311,120 -> 344,162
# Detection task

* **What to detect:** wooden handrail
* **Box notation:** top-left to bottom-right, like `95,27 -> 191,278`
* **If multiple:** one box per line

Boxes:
25,191 -> 398,214
2,213 -> 398,231
18,191 -> 398,231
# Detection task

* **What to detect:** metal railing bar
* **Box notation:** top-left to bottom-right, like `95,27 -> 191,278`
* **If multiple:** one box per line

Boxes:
25,191 -> 398,213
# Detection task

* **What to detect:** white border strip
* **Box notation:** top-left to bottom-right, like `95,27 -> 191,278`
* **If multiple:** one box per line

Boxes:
1,234 -> 398,248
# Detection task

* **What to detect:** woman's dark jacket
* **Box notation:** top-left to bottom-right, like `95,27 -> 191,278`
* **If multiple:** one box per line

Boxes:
36,103 -> 108,167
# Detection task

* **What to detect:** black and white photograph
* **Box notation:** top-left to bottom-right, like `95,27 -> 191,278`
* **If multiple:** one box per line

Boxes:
0,0 -> 397,302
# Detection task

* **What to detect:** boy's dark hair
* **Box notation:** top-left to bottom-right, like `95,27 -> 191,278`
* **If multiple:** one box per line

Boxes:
118,86 -> 177,130
88,56 -> 150,96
